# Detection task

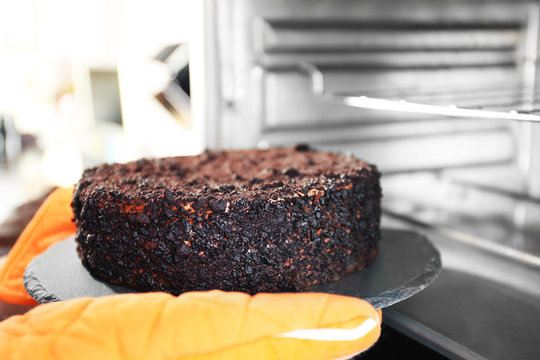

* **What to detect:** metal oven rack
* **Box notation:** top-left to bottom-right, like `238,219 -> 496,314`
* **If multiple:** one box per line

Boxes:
300,64 -> 540,123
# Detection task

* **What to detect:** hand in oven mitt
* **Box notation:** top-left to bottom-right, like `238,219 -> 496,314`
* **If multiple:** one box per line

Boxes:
0,290 -> 381,360
0,188 -> 382,359
0,187 -> 76,305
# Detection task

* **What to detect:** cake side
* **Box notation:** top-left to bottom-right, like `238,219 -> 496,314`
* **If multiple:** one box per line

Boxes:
72,148 -> 381,294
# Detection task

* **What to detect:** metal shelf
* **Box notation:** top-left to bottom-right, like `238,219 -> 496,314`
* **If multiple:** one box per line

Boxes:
301,63 -> 540,123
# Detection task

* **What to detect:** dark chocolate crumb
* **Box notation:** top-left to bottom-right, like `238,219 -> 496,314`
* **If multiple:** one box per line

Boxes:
210,199 -> 229,212
144,241 -> 157,250
135,213 -> 151,224
164,189 -> 175,204
283,167 -> 300,177
261,181 -> 284,190
294,143 -> 311,151
218,184 -> 235,192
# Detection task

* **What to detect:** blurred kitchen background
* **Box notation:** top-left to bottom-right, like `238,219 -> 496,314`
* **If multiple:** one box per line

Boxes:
0,0 -> 205,222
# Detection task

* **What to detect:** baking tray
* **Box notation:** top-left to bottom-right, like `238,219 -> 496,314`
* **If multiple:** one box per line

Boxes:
24,229 -> 441,309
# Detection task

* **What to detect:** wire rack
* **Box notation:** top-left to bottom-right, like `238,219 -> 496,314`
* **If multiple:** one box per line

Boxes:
296,4 -> 540,123
300,62 -> 540,123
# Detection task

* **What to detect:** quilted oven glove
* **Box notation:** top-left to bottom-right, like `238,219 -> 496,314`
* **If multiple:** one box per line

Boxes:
0,187 -> 76,305
0,188 -> 382,360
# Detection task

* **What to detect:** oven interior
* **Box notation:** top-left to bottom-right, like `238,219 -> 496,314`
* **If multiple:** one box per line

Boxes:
203,0 -> 540,358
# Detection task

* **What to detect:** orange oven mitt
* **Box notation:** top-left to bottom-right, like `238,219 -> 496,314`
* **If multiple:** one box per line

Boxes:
0,187 -> 76,305
0,291 -> 381,360
0,187 -> 382,359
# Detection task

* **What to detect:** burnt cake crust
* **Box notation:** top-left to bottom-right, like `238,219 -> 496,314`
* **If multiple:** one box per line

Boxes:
72,147 -> 382,294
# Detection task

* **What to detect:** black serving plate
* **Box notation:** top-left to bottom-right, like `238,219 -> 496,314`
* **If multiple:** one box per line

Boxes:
24,229 -> 441,309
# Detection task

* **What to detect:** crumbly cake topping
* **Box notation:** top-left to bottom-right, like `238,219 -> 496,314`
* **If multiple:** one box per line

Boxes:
75,146 -> 374,202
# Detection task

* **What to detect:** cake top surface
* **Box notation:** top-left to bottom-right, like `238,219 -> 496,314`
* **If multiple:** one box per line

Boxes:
75,147 -> 376,201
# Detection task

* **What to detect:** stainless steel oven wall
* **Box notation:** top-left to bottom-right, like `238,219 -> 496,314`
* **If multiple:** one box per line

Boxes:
206,0 -> 536,174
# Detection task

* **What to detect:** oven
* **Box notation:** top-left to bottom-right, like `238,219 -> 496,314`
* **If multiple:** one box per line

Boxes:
197,0 -> 540,358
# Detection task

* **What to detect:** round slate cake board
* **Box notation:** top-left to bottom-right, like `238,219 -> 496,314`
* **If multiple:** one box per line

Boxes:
24,229 -> 441,309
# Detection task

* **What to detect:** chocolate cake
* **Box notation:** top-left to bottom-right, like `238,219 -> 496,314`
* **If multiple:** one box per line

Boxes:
72,146 -> 382,294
